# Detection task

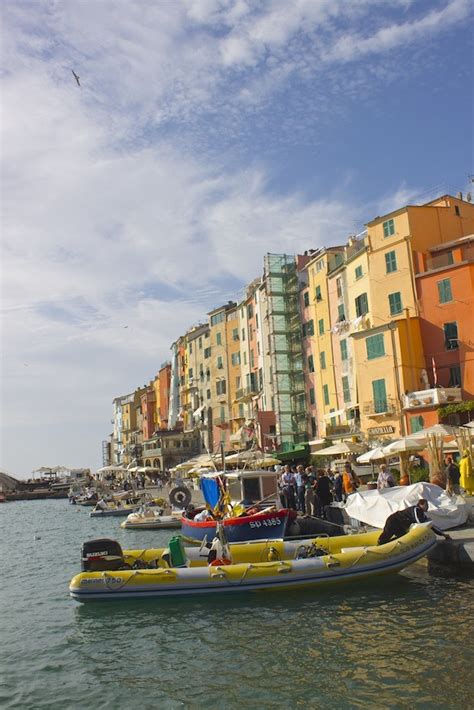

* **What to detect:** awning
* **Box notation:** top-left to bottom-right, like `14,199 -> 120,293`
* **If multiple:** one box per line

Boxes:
323,409 -> 346,420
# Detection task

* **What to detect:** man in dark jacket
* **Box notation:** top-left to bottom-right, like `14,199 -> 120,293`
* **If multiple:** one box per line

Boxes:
377,499 -> 451,545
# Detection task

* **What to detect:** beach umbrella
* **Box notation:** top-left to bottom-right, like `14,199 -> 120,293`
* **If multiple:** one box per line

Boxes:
224,450 -> 280,468
410,423 -> 459,440
382,438 -> 426,485
356,447 -> 386,464
313,441 -> 365,457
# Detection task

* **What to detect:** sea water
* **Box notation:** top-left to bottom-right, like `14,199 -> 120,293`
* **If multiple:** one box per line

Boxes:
0,499 -> 472,709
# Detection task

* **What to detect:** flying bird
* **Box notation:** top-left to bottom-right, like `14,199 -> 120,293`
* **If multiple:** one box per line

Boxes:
72,70 -> 80,87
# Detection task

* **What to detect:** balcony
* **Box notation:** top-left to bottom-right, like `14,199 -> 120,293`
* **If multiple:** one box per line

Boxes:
362,397 -> 398,417
325,423 -> 360,437
235,385 -> 258,402
403,387 -> 462,410
213,416 -> 229,428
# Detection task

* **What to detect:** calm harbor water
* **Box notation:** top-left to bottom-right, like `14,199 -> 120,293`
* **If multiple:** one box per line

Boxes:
0,499 -> 472,709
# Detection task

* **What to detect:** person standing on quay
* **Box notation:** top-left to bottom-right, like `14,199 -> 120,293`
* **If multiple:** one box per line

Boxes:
342,461 -> 360,501
377,463 -> 395,491
459,450 -> 474,495
445,456 -> 460,495
295,464 -> 306,513
279,465 -> 296,510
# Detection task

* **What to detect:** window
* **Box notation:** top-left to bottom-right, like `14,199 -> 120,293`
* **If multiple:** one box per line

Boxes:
308,354 -> 314,372
311,417 -> 317,438
198,337 -> 202,349
231,352 -> 241,366
255,314 -> 259,329
320,351 -> 326,369
302,320 -> 314,337
355,292 -> 369,317
385,250 -> 397,273
316,261 -> 324,272
336,278 -> 342,298
210,312 -> 225,326
342,376 -> 351,403
250,351 -> 254,368
232,328 -> 239,341
189,342 -> 193,354
355,265 -> 363,280
239,403 -> 245,417
323,384 -> 329,405
216,380 -> 226,395
309,388 -> 315,405
366,334 -> 385,360
340,339 -> 348,361
247,304 -> 254,318
443,322 -> 458,350
455,205 -> 460,216
241,328 -> 246,341
388,292 -> 403,315
206,389 -> 211,400
337,304 -> 345,322
318,318 -> 324,335
236,376 -> 241,389
449,365 -> 461,387
204,347 -> 211,358
216,332 -> 222,346
188,368 -> 193,380
243,352 -> 247,365
315,285 -> 322,301
303,291 -> 309,308
217,356 -> 223,369
438,278 -> 453,304
206,369 -> 210,380
410,415 -> 424,434
383,219 -> 395,237
372,379 -> 387,413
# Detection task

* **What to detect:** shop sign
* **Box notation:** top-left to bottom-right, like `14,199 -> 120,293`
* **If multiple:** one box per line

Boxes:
367,425 -> 395,436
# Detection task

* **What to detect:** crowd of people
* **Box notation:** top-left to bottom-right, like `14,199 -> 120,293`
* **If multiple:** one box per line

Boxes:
278,461 -> 362,518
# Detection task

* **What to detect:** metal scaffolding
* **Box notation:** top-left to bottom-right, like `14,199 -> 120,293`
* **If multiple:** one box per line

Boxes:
264,254 -> 307,449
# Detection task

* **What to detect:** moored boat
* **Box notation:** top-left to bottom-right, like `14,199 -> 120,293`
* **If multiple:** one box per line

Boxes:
69,524 -> 437,602
182,505 -> 296,542
121,507 -> 182,530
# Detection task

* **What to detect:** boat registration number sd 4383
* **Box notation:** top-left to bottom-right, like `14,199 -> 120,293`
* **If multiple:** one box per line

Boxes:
249,517 -> 282,528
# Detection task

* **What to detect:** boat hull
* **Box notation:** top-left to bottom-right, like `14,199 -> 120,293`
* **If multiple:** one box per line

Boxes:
90,507 -> 139,518
181,508 -> 295,543
70,526 -> 437,602
121,515 -> 182,530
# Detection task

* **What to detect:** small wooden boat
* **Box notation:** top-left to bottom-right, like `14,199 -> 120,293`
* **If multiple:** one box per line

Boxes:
69,524 -> 437,602
182,505 -> 296,542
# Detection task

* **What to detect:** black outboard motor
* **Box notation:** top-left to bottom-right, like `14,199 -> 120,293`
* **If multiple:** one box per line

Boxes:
81,538 -> 124,572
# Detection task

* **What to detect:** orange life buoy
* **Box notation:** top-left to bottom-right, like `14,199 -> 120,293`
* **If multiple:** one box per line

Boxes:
209,557 -> 232,566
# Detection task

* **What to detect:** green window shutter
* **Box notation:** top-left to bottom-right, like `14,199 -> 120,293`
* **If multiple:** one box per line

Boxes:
303,291 -> 309,307
309,388 -> 315,405
355,265 -> 362,279
320,351 -> 326,369
372,379 -> 387,413
340,339 -> 348,361
337,304 -> 345,321
385,251 -> 397,273
438,279 -> 452,304
308,355 -> 314,372
388,292 -> 403,315
410,415 -> 424,434
323,384 -> 329,405
366,334 -> 385,360
342,376 -> 350,403
315,285 -> 322,301
318,318 -> 324,335
355,292 -> 368,317
383,219 -> 395,237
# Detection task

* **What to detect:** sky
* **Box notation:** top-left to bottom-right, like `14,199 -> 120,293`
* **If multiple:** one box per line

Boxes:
1,0 -> 472,478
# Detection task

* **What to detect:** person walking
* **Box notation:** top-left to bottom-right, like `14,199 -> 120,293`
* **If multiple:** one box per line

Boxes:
377,464 -> 396,491
295,465 -> 306,513
303,469 -> 315,516
445,456 -> 461,495
377,499 -> 451,545
342,461 -> 360,501
279,465 -> 297,510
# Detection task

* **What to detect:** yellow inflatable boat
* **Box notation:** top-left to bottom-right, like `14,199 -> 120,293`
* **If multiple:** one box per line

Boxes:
69,525 -> 436,602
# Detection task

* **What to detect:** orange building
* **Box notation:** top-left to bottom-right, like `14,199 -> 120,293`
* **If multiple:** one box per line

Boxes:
411,233 -> 474,429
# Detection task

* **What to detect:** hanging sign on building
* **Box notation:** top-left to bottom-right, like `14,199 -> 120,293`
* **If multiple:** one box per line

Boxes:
367,425 -> 395,436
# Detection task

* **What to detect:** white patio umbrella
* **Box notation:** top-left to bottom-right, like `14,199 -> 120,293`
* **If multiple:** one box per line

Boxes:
224,450 -> 280,468
410,423 -> 459,440
356,447 -> 386,464
313,441 -> 365,457
382,438 -> 426,484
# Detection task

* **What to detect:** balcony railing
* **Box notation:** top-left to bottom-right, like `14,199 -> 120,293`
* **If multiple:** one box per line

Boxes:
235,385 -> 258,401
403,387 -> 462,410
363,397 -> 398,417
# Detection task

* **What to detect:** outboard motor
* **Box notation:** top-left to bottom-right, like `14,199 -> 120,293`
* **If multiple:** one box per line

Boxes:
81,538 -> 124,572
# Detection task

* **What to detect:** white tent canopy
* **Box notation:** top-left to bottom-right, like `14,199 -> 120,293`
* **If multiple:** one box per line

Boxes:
410,423 -> 459,440
382,439 -> 425,455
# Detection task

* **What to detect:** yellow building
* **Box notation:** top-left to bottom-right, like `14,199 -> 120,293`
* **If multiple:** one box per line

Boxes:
208,302 -> 237,451
121,386 -> 146,464
305,247 -> 344,438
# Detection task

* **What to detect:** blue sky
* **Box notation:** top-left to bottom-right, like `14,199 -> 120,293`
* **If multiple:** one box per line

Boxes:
1,0 -> 472,477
